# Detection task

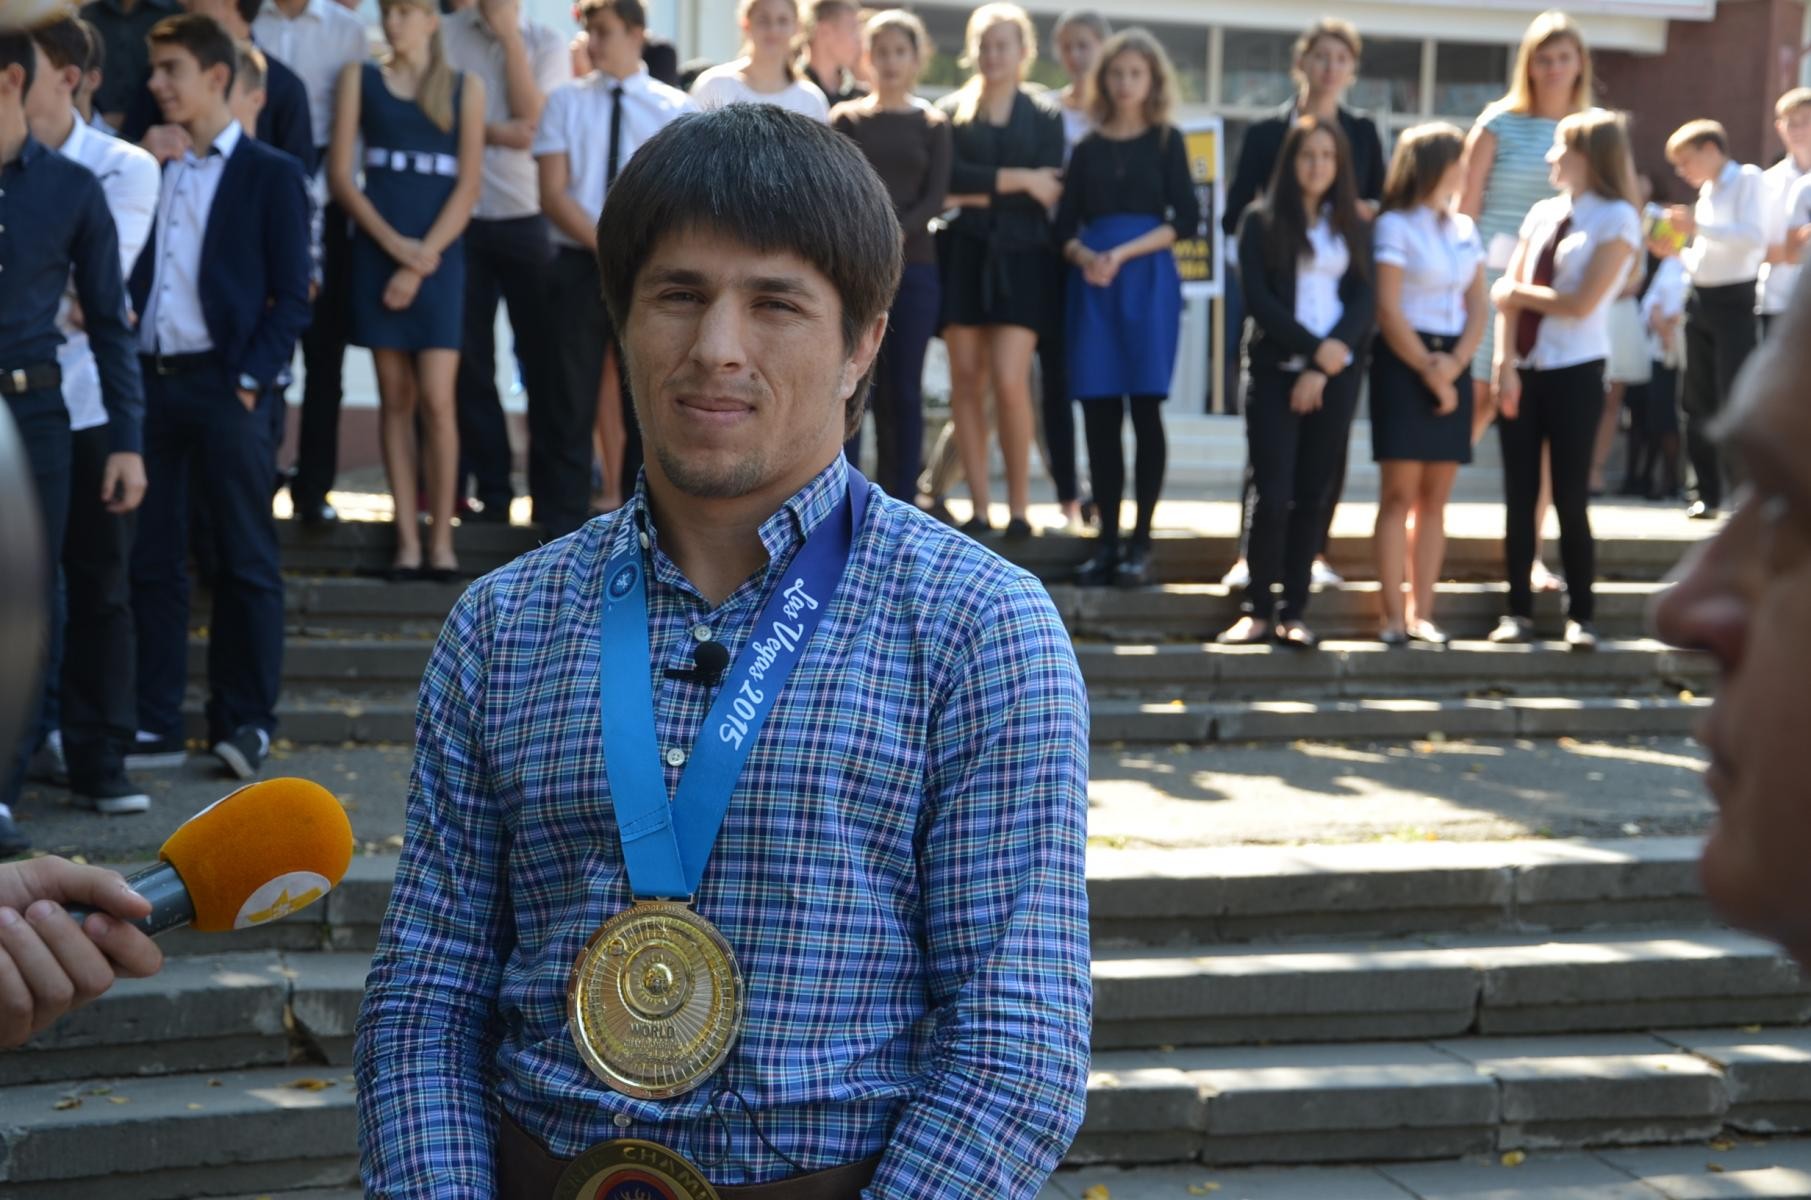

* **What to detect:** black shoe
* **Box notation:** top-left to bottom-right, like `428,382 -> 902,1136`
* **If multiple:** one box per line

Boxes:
1074,547 -> 1119,586
27,734 -> 67,786
1115,543 -> 1152,589
0,811 -> 29,858
298,500 -> 339,527
212,726 -> 268,781
959,515 -> 994,537
1003,516 -> 1033,540
72,766 -> 152,816
462,499 -> 511,524
124,734 -> 188,771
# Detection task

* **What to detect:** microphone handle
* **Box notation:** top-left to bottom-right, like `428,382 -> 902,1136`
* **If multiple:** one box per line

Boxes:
64,862 -> 197,938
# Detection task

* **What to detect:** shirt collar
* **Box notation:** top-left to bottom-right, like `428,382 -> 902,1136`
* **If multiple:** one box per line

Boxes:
260,0 -> 323,22
7,135 -> 47,171
182,120 -> 244,164
1711,158 -> 1741,192
619,455 -> 853,594
596,64 -> 651,93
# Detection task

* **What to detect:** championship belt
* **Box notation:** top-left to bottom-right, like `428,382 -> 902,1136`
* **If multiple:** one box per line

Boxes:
576,470 -> 868,1100
554,1137 -> 722,1200
568,901 -> 744,1099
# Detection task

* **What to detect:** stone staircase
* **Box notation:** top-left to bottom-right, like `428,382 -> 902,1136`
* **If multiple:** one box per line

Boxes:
6,839 -> 1810,1195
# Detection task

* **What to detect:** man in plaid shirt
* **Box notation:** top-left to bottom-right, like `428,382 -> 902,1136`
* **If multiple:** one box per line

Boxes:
355,104 -> 1091,1198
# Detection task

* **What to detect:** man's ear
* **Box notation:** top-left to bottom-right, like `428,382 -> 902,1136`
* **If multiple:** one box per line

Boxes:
837,311 -> 889,403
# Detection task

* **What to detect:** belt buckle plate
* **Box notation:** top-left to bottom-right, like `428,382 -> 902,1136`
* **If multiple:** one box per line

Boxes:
553,1138 -> 721,1200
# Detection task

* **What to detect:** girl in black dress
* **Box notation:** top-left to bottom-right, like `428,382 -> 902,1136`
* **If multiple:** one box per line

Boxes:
1370,123 -> 1486,645
1218,117 -> 1373,648
937,2 -> 1065,538
1056,29 -> 1199,587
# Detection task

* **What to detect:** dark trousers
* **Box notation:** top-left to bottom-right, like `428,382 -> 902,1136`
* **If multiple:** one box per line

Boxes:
456,215 -> 561,513
1499,360 -> 1604,623
3,389 -> 70,809
1082,394 -> 1167,550
1242,364 -> 1360,622
56,423 -> 138,783
541,246 -> 627,538
293,197 -> 351,508
132,364 -> 284,743
1039,270 -> 1079,505
1680,280 -> 1756,509
849,262 -> 940,500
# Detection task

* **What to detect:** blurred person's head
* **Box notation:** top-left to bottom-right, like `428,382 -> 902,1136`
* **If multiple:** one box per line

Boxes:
73,18 -> 103,118
1667,119 -> 1730,191
738,0 -> 799,69
1380,121 -> 1466,214
1087,27 -> 1174,132
25,19 -> 85,139
951,1 -> 1032,123
579,0 -> 646,79
0,29 -> 37,127
1653,274 -> 1811,971
1549,107 -> 1637,205
1291,17 -> 1358,106
180,0 -> 260,37
1051,9 -> 1107,89
803,0 -> 859,74
594,105 -> 899,504
862,9 -> 927,97
380,0 -> 458,132
228,39 -> 266,131
146,13 -> 236,127
1498,9 -> 1591,118
1777,88 -> 1811,165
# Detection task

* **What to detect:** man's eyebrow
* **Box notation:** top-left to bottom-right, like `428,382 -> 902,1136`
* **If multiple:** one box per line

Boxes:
642,266 -> 709,288
740,274 -> 816,299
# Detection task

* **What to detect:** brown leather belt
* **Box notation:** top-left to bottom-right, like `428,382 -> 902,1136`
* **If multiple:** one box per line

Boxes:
496,1111 -> 881,1200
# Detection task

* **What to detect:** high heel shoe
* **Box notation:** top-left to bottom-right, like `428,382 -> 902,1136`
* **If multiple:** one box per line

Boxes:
1074,547 -> 1119,587
1115,542 -> 1152,589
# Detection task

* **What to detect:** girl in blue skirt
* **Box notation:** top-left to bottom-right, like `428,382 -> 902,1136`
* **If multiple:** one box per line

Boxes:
1055,28 -> 1200,587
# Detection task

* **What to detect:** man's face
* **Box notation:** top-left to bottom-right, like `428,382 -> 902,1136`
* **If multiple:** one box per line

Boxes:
623,226 -> 882,503
585,8 -> 642,79
1671,141 -> 1721,191
22,43 -> 72,135
147,43 -> 226,125
1653,310 -> 1811,968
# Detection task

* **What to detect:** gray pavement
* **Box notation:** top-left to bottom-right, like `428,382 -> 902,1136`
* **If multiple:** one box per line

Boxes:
9,735 -> 1711,864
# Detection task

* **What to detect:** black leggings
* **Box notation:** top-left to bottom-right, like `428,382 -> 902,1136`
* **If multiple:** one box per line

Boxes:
1082,395 -> 1166,549
1500,360 -> 1604,622
1243,365 -> 1360,622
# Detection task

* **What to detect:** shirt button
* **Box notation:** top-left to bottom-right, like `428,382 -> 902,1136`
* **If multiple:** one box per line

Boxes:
691,625 -> 712,642
638,532 -> 650,550
664,747 -> 687,768
613,1113 -> 632,1129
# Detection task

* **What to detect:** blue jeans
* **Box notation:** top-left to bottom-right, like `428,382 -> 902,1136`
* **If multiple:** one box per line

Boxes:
131,363 -> 284,743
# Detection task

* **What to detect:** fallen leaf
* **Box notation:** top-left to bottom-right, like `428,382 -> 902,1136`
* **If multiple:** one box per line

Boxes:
1739,1025 -> 1764,1034
1500,1150 -> 1526,1167
1187,1185 -> 1222,1196
1081,1187 -> 1110,1200
1707,1163 -> 1725,1173
187,1103 -> 204,1111
207,1078 -> 223,1087
288,1078 -> 335,1091
1709,1138 -> 1736,1151
52,1097 -> 81,1111
69,854 -> 89,865
383,835 -> 405,849
107,1096 -> 130,1105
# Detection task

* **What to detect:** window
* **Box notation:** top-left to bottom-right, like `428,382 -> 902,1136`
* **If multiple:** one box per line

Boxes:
1435,42 -> 1510,118
1346,37 -> 1422,117
1221,28 -> 1295,110
1142,23 -> 1210,104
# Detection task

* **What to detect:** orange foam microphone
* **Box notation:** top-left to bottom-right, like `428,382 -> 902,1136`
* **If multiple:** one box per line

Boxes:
69,778 -> 355,936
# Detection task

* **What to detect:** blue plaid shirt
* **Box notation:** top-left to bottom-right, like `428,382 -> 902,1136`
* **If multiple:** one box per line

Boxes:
354,458 -> 1091,1196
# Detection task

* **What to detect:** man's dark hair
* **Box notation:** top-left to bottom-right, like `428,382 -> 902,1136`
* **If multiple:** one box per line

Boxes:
0,32 -> 35,95
236,0 -> 264,26
148,12 -> 237,95
596,105 -> 904,438
30,17 -> 89,73
579,0 -> 646,30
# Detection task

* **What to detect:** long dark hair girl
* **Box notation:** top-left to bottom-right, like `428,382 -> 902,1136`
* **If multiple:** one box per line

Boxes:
1260,115 -> 1368,280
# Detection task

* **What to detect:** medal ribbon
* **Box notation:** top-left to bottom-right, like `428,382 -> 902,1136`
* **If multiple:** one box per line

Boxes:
596,469 -> 868,899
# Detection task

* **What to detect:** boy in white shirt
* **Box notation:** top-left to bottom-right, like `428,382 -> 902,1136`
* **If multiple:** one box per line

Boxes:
1666,119 -> 1765,519
1757,89 -> 1811,337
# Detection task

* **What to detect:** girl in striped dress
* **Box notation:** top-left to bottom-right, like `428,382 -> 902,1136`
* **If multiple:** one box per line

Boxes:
1459,9 -> 1594,592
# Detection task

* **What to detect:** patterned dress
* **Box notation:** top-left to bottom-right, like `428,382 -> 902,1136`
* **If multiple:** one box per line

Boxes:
1472,108 -> 1561,382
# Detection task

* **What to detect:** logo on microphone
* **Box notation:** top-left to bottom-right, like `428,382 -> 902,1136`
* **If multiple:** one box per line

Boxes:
235,871 -> 332,929
609,563 -> 640,601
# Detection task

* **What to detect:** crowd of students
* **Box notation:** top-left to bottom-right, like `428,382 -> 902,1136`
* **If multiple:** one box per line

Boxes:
0,0 -> 1801,855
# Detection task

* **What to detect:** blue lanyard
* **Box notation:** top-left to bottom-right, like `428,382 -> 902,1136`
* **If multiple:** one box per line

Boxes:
596,471 -> 868,900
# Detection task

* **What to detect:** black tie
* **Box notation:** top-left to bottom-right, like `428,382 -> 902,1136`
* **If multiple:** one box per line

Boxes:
607,85 -> 625,187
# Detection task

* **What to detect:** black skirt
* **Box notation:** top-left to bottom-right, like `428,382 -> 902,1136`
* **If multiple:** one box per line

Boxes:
1369,331 -> 1474,464
939,228 -> 1060,335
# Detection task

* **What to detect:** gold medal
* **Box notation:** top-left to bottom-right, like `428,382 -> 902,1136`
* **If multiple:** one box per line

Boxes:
567,901 -> 744,1099
553,1138 -> 721,1200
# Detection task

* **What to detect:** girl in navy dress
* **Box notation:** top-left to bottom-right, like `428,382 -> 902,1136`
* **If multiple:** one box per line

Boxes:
328,0 -> 485,580
1055,29 -> 1199,587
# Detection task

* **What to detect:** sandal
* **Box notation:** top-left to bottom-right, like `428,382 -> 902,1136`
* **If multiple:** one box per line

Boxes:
1276,620 -> 1320,649
1215,616 -> 1272,645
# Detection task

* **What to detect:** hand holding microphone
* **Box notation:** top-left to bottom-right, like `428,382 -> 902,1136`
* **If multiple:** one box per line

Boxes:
4,777 -> 354,1048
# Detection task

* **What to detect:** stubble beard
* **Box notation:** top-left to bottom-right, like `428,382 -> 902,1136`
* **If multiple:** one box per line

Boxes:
654,441 -> 770,500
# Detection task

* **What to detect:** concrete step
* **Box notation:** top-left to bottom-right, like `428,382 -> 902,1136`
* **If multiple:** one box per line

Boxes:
1042,1137 -> 1811,1199
180,689 -> 417,745
272,517 -> 1700,585
1078,1029 -> 1811,1166
1055,580 -> 1671,642
1092,927 -> 1810,1050
1092,695 -> 1709,744
1078,639 -> 1713,701
0,1066 -> 357,1197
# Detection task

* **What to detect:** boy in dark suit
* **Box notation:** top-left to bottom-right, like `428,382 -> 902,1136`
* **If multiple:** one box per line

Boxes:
127,12 -> 310,779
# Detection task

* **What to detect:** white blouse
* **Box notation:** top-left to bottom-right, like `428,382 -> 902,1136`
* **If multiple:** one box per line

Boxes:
1374,205 -> 1484,337
1514,191 -> 1642,371
689,62 -> 831,123
1295,214 -> 1349,339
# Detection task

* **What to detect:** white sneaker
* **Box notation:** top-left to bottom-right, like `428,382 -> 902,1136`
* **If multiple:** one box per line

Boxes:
74,769 -> 152,816
1311,559 -> 1345,587
1220,560 -> 1251,589
1488,615 -> 1535,644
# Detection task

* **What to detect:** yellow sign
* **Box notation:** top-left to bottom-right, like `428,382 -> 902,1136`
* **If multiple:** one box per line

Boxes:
1175,120 -> 1223,298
